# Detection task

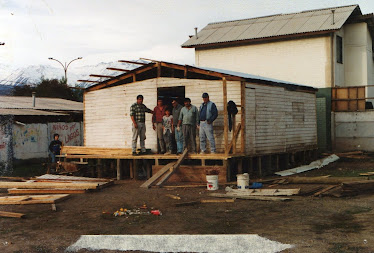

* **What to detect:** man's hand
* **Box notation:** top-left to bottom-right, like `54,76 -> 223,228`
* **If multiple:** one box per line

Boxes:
176,126 -> 180,131
207,120 -> 211,124
153,124 -> 156,130
197,125 -> 200,129
133,122 -> 138,129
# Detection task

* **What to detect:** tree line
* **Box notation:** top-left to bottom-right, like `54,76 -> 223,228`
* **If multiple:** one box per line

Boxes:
12,77 -> 83,102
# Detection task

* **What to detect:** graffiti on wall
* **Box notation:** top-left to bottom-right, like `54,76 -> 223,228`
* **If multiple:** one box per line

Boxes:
49,122 -> 81,146
12,124 -> 48,159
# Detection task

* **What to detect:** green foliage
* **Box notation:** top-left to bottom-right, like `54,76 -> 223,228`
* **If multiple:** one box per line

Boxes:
12,77 -> 83,101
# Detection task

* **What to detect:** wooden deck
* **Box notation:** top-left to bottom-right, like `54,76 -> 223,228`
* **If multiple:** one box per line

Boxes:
60,152 -> 246,160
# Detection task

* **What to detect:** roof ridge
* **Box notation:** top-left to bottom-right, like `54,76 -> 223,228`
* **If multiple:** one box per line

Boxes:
208,4 -> 359,26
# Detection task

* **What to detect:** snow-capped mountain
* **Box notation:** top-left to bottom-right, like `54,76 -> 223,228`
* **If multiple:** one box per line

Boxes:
0,60 -> 148,89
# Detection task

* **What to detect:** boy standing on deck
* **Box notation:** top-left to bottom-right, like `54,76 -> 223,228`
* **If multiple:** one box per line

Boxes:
162,109 -> 173,155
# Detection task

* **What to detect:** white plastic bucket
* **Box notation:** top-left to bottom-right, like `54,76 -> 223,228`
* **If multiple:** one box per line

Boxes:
206,175 -> 219,191
237,173 -> 250,190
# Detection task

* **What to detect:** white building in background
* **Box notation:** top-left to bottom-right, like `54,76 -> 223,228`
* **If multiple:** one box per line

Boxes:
182,4 -> 374,90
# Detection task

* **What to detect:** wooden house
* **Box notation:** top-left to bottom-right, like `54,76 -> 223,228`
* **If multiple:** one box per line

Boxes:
75,61 -> 317,180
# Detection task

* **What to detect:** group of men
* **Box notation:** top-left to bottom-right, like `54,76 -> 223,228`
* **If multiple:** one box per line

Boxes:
130,93 -> 218,155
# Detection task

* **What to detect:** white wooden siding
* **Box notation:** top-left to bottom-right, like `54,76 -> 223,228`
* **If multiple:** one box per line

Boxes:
85,77 -> 242,153
245,83 -> 317,155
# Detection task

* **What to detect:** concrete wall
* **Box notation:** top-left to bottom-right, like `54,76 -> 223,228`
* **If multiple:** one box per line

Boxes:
195,36 -> 332,88
0,121 -> 12,174
333,111 -> 374,151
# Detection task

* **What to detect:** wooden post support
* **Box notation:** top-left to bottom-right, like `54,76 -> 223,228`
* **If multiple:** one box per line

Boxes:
258,157 -> 262,177
129,160 -> 134,179
116,159 -> 121,180
238,158 -> 243,174
201,159 -> 206,166
155,159 -> 159,166
146,160 -> 152,179
97,159 -> 102,178
240,81 -> 246,153
223,159 -> 230,182
223,77 -> 229,155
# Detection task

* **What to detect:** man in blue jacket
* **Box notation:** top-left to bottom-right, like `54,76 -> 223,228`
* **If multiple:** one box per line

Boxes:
199,93 -> 218,154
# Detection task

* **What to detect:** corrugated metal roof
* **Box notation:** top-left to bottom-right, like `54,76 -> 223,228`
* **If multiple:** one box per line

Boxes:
0,108 -> 68,116
0,96 -> 83,111
182,4 -> 360,48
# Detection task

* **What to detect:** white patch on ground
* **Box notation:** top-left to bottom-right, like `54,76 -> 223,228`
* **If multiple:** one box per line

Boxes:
66,234 -> 293,253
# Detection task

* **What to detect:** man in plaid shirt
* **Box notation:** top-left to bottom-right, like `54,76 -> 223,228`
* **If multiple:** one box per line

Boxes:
130,95 -> 153,155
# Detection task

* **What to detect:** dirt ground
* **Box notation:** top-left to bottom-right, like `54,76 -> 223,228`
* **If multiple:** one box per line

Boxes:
1,157 -> 374,253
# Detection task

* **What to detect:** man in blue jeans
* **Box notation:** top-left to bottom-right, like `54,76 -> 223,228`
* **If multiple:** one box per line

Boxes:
199,93 -> 218,154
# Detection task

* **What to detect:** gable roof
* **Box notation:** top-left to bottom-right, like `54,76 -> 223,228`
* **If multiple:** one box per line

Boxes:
86,60 -> 317,93
182,4 -> 362,48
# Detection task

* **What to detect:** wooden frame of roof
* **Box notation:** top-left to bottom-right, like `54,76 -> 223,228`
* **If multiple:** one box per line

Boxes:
85,60 -> 317,93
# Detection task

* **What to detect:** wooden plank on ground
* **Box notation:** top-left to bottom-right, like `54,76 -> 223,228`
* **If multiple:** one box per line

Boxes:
227,188 -> 300,196
201,199 -> 234,203
286,177 -> 365,184
0,181 -> 101,189
175,201 -> 201,207
165,194 -> 181,200
209,193 -> 292,202
313,185 -> 339,197
140,163 -> 174,188
156,149 -> 188,186
8,188 -> 87,194
35,174 -> 112,182
0,211 -> 25,218
0,194 -> 70,205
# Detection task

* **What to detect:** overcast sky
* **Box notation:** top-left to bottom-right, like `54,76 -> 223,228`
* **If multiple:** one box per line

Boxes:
1,0 -> 374,68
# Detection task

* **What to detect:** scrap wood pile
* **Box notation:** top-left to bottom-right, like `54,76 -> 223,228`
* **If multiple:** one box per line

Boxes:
269,176 -> 374,198
0,174 -> 114,217
0,174 -> 114,194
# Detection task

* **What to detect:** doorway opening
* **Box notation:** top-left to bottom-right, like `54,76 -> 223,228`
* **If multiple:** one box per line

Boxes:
157,86 -> 185,110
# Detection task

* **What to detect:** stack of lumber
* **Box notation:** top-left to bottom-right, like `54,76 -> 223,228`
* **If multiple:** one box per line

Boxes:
2,174 -> 114,194
61,146 -> 132,158
0,194 -> 70,205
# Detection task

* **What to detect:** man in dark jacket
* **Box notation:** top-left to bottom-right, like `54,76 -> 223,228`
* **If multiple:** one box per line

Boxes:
199,93 -> 218,154
49,133 -> 63,163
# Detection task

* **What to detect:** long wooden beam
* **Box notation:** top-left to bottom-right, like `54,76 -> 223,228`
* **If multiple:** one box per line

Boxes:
106,67 -> 130,72
89,74 -> 115,78
87,63 -> 156,92
77,80 -> 98,83
118,60 -> 148,65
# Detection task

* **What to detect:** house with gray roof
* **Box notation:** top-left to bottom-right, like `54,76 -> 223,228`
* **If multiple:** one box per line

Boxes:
183,4 -> 374,152
182,4 -> 374,90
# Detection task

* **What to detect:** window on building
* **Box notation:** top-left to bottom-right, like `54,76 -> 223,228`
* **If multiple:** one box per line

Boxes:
292,102 -> 304,124
336,35 -> 343,64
